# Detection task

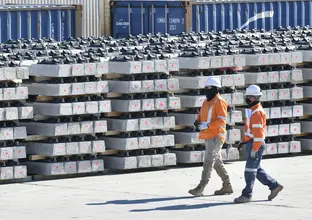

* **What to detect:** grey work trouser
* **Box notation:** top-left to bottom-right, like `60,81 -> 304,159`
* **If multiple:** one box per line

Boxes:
200,137 -> 231,186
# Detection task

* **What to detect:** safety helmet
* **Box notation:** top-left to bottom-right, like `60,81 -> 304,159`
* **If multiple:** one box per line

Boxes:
245,85 -> 262,96
204,77 -> 221,88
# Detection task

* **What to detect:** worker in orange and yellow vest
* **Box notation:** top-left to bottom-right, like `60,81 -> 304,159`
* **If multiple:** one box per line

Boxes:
189,77 -> 233,197
234,85 -> 283,203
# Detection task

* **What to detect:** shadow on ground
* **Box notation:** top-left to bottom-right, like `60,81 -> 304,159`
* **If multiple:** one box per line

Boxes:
86,196 -> 197,206
129,199 -> 269,212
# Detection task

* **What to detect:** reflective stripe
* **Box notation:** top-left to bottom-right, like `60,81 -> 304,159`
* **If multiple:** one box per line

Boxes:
218,132 -> 226,138
245,106 -> 265,139
207,106 -> 213,124
206,98 -> 219,124
217,116 -> 226,120
252,108 -> 265,115
245,168 -> 257,172
244,132 -> 254,138
254,138 -> 264,142
252,124 -> 262,128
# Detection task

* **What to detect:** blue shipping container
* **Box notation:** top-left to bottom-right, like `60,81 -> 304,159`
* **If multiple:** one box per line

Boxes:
192,0 -> 312,32
0,4 -> 82,43
110,0 -> 188,38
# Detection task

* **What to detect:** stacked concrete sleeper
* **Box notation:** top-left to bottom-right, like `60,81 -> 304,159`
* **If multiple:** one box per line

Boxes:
103,55 -> 180,170
0,61 -> 32,181
25,58 -> 111,175
2,28 -> 312,178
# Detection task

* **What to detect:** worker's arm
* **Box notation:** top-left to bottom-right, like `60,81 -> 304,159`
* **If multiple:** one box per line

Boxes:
250,113 -> 266,152
196,114 -> 200,122
243,119 -> 250,143
208,100 -> 227,129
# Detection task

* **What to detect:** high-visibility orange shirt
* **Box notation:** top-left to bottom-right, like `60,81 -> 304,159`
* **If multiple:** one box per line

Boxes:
196,94 -> 227,143
243,103 -> 266,151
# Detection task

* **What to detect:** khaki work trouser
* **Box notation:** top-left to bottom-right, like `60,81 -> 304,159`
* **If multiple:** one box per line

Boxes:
200,137 -> 231,186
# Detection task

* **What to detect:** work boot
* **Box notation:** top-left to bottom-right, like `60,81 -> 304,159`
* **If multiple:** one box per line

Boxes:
234,195 -> 252,203
188,184 -> 205,197
214,182 -> 233,195
268,185 -> 284,201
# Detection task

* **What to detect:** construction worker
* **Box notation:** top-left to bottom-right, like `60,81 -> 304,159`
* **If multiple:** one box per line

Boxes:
234,85 -> 283,203
189,77 -> 233,196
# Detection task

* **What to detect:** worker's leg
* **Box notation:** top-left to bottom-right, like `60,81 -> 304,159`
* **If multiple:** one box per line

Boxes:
234,141 -> 262,203
188,137 -> 223,196
256,145 -> 283,200
214,150 -> 233,195
256,167 -> 279,190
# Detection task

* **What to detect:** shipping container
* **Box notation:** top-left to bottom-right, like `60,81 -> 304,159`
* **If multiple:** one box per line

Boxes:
0,0 -> 102,37
110,0 -> 190,38
191,0 -> 312,32
0,4 -> 82,43
110,0 -> 312,38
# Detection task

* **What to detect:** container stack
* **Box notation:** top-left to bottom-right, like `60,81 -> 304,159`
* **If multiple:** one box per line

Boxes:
23,47 -> 111,177
103,37 -> 180,170
0,51 -> 32,182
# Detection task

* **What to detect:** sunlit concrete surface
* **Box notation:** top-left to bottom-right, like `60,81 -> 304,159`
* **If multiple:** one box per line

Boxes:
1,155 -> 311,220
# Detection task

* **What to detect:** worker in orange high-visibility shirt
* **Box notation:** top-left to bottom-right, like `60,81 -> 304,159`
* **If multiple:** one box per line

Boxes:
189,77 -> 233,197
234,85 -> 283,203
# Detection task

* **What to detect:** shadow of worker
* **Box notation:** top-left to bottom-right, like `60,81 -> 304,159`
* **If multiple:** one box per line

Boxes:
130,201 -> 234,212
86,196 -> 195,206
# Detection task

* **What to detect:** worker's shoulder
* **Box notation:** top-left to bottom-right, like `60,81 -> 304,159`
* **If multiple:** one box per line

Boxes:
217,96 -> 228,105
252,108 -> 266,117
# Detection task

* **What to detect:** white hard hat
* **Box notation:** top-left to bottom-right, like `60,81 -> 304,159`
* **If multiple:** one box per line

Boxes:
245,85 -> 262,96
205,77 -> 221,88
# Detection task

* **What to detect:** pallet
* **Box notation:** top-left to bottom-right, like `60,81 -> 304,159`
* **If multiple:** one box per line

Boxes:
0,176 -> 32,184
105,166 -> 172,174
31,171 -> 107,181
27,149 -> 119,161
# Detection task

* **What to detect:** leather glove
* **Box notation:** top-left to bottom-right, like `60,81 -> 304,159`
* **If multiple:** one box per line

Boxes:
250,150 -> 258,159
193,120 -> 200,131
237,141 -> 245,151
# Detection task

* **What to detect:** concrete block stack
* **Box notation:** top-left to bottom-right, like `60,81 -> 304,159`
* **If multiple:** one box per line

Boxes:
237,66 -> 304,156
103,46 -> 179,170
294,51 -> 312,150
23,53 -> 111,176
169,57 -> 245,163
0,56 -> 31,181
161,31 -> 306,163
0,27 -> 311,181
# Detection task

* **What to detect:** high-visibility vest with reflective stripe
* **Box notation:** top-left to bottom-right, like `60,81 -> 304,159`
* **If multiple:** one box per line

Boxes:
243,103 -> 266,151
196,94 -> 228,142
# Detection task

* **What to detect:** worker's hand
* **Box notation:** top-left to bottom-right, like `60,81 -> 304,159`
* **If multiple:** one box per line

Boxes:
193,120 -> 200,131
237,141 -> 245,151
250,150 -> 258,159
199,122 -> 208,131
